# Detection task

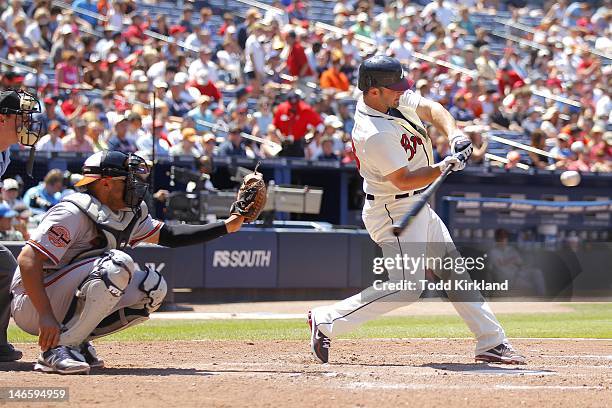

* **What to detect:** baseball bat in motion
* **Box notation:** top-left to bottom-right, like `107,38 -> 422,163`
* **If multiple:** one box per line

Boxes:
392,165 -> 453,236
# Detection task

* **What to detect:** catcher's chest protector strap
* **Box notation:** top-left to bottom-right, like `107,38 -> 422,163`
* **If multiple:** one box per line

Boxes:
62,193 -> 144,251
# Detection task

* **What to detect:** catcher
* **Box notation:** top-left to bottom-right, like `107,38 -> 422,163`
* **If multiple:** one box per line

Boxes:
10,150 -> 266,374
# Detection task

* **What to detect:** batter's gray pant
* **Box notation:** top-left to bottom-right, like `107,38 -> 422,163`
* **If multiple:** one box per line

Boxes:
0,244 -> 17,345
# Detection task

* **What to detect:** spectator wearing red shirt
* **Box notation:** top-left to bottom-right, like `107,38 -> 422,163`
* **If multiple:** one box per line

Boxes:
285,31 -> 313,79
273,92 -> 322,157
187,71 -> 222,101
496,65 -> 524,96
123,14 -> 147,48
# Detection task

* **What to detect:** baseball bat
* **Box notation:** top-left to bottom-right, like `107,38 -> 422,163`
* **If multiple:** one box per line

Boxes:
392,165 -> 453,236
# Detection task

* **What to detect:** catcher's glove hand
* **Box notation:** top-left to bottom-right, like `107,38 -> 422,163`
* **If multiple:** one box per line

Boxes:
230,162 -> 267,222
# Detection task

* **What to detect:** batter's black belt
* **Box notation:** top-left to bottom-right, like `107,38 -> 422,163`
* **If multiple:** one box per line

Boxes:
365,188 -> 426,201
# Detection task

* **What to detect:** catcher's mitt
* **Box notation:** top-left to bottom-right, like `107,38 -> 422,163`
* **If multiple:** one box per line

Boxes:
230,162 -> 267,222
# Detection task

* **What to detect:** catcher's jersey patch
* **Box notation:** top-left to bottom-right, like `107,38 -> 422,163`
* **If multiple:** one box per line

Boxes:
48,225 -> 71,247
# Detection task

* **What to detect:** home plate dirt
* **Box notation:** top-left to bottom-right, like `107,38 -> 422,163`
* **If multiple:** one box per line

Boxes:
2,339 -> 611,407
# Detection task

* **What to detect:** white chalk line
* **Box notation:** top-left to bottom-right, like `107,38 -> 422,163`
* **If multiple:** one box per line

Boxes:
345,382 -> 607,391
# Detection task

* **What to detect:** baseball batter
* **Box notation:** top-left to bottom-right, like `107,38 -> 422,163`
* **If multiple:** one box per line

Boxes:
9,150 -> 257,374
0,89 -> 42,362
308,56 -> 525,365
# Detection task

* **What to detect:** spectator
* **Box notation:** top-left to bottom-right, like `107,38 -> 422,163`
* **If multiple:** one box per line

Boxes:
320,51 -> 350,92
137,121 -> 170,158
475,46 -> 497,80
107,115 -> 137,153
1,178 -> 25,211
0,204 -> 28,241
1,0 -> 27,32
314,136 -> 339,161
449,94 -> 475,123
23,169 -> 64,215
170,127 -> 201,157
37,120 -> 64,152
217,125 -> 247,157
62,119 -> 94,153
252,98 -> 274,137
566,141 -> 590,172
549,133 -> 572,165
243,24 -> 266,96
433,133 -> 450,163
86,121 -> 107,152
50,24 -> 76,66
187,46 -> 219,85
387,27 -> 413,63
237,8 -> 261,50
188,95 -> 215,132
528,129 -> 550,169
351,13 -> 373,39
201,133 -> 217,157
273,92 -> 322,157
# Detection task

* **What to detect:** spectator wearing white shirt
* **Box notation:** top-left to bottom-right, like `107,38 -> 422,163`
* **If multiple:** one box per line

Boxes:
387,27 -> 413,63
36,121 -> 64,152
244,24 -> 266,96
187,46 -> 219,84
420,0 -> 457,28
1,0 -> 27,32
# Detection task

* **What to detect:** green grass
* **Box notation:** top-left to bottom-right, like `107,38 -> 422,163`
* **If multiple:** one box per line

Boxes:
8,304 -> 612,343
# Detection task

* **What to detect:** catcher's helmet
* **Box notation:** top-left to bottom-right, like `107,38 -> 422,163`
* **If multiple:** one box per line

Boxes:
357,55 -> 413,92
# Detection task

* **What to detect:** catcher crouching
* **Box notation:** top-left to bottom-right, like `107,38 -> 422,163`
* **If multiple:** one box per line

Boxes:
10,151 -> 267,374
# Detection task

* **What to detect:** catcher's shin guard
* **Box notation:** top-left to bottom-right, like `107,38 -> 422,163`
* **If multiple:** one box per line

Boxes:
87,265 -> 167,340
59,250 -> 134,347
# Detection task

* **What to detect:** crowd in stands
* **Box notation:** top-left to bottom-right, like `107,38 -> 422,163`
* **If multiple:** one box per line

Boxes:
0,0 -> 608,176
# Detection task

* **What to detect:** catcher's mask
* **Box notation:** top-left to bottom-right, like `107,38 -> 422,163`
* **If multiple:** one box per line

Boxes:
75,151 -> 150,211
0,89 -> 42,146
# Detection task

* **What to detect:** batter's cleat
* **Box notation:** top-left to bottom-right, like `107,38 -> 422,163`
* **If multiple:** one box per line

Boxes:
34,346 -> 90,375
475,343 -> 526,365
80,342 -> 104,368
308,310 -> 330,363
0,343 -> 23,362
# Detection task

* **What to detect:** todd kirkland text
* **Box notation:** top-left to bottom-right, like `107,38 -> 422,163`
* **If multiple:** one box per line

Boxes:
373,279 -> 509,292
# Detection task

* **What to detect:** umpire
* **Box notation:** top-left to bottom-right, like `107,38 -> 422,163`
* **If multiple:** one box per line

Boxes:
0,89 -> 43,361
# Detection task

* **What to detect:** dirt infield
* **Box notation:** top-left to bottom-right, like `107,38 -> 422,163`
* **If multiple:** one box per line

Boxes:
2,339 -> 611,407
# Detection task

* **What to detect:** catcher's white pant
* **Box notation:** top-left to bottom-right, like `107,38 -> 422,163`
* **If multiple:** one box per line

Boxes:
11,254 -> 158,342
311,195 -> 507,355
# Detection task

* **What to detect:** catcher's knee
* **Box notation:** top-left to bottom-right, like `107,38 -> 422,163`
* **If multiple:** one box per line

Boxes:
137,265 -> 167,313
91,250 -> 135,295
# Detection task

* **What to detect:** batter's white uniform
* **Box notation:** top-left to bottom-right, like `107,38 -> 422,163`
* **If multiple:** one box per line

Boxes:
311,92 -> 507,355
10,194 -> 164,340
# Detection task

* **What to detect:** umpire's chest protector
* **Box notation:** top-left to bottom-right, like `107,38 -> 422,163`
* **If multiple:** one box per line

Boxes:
62,193 -> 146,261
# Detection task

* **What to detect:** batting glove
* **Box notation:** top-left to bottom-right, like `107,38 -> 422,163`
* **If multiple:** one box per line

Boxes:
435,155 -> 462,172
450,132 -> 473,165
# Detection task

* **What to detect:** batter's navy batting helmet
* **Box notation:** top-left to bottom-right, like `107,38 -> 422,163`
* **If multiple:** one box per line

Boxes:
357,55 -> 414,92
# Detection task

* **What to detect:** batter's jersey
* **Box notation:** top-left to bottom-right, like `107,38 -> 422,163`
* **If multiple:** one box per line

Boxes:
23,201 -> 163,273
351,91 -> 434,196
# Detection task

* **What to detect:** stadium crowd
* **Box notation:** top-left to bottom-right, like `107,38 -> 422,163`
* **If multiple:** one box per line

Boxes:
0,0 -> 609,171
0,0 -> 608,187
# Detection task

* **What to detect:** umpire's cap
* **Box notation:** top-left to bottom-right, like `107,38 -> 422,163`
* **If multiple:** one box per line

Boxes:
357,55 -> 413,92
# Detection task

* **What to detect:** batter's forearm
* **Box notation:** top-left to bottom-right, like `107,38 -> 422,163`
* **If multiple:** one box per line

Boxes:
386,166 -> 442,191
